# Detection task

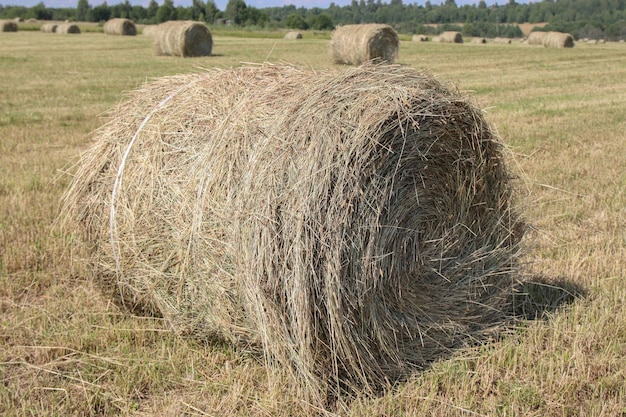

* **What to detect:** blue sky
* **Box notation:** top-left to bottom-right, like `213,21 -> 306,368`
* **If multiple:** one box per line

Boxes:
4,0 -> 517,13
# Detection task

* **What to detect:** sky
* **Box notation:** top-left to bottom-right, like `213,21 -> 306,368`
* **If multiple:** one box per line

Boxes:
4,0 -> 522,13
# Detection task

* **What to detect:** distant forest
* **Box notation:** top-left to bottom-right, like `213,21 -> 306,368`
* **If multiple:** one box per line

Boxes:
2,0 -> 625,40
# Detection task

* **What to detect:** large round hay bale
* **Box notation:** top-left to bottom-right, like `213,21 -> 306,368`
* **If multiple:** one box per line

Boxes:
412,34 -> 428,42
471,37 -> 487,44
154,20 -> 212,57
62,63 -> 525,403
103,18 -> 136,36
141,24 -> 159,37
527,30 -> 547,45
330,24 -> 399,65
284,31 -> 302,39
439,31 -> 463,43
40,22 -> 58,33
1,20 -> 19,32
543,31 -> 575,48
493,37 -> 512,44
56,23 -> 81,34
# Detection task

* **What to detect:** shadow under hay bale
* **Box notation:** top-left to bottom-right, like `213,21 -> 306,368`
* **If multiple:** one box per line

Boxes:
62,63 -> 526,405
154,20 -> 212,57
331,24 -> 399,65
104,18 -> 136,36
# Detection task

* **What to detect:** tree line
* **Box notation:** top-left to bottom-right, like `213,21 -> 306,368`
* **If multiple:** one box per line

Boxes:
1,0 -> 625,40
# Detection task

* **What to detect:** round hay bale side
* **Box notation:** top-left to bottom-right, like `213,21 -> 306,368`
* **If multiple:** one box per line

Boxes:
56,23 -> 81,34
412,34 -> 428,42
141,24 -> 159,37
330,24 -> 399,65
154,20 -> 212,57
439,31 -> 463,43
527,30 -> 547,45
40,23 -> 58,33
471,37 -> 487,44
284,31 -> 303,39
61,63 -> 525,403
103,18 -> 137,36
543,31 -> 575,48
1,20 -> 19,32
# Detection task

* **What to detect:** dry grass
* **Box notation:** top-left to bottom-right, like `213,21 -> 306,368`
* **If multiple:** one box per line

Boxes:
1,31 -> 625,416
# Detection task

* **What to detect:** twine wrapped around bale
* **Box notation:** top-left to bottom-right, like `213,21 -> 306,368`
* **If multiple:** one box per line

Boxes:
56,23 -> 81,34
40,22 -> 58,33
331,24 -> 399,65
1,20 -> 18,32
103,18 -> 137,36
62,63 -> 525,404
543,31 -> 574,48
284,31 -> 303,39
154,20 -> 212,57
527,31 -> 547,45
438,31 -> 463,43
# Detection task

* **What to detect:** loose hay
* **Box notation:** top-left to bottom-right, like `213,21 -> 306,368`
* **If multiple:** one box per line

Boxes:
284,31 -> 303,39
103,18 -> 137,36
1,20 -> 18,32
331,24 -> 399,65
439,31 -> 463,43
56,23 -> 81,34
154,20 -> 212,57
543,31 -> 575,48
62,63 -> 525,405
40,22 -> 58,33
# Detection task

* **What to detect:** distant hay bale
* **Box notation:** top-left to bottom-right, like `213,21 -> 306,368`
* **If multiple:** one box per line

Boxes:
104,18 -> 137,36
56,23 -> 81,34
331,24 -> 399,65
40,23 -> 58,33
142,24 -> 159,37
284,31 -> 302,39
154,20 -> 212,57
543,31 -> 574,48
439,31 -> 463,43
493,37 -> 512,44
431,35 -> 441,42
1,20 -> 18,32
527,31 -> 547,45
61,63 -> 525,405
412,34 -> 428,42
471,37 -> 486,44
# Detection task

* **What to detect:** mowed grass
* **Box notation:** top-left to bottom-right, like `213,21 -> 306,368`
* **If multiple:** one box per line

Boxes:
1,30 -> 625,416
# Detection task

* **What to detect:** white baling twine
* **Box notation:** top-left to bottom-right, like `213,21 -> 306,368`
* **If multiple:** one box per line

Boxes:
109,82 -> 194,291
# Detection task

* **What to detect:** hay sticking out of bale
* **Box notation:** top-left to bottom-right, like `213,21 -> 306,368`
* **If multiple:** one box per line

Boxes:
56,23 -> 81,34
331,24 -> 399,65
284,31 -> 303,39
40,22 -> 57,33
439,31 -> 463,43
62,63 -> 525,404
154,20 -> 212,57
543,31 -> 575,48
104,18 -> 137,36
1,20 -> 18,32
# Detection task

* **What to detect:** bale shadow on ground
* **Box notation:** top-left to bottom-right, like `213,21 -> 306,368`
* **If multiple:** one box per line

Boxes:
510,275 -> 586,321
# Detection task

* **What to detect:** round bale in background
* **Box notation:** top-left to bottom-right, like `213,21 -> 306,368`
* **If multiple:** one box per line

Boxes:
331,23 -> 399,65
62,63 -> 525,404
527,30 -> 548,45
438,31 -> 464,43
543,31 -> 575,48
154,20 -> 212,57
56,23 -> 81,34
103,18 -> 137,36
1,20 -> 18,32
284,31 -> 303,39
40,22 -> 58,33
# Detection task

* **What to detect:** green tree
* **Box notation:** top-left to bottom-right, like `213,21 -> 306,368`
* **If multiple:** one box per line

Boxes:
204,0 -> 219,24
225,0 -> 247,24
156,0 -> 176,23
285,12 -> 307,29
146,0 -> 158,22
76,0 -> 90,21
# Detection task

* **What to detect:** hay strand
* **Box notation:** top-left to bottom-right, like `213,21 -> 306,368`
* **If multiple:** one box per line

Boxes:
153,20 -> 212,57
331,24 -> 399,65
104,18 -> 137,36
62,63 -> 525,405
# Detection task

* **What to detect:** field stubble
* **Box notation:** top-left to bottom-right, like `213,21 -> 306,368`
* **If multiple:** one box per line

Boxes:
1,31 -> 625,415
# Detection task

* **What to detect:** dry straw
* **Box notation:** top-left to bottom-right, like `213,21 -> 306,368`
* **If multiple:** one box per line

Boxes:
527,30 -> 547,45
412,34 -> 428,42
1,20 -> 18,32
56,23 -> 81,34
154,20 -> 212,57
141,24 -> 159,37
438,31 -> 463,43
284,31 -> 303,39
331,24 -> 399,65
103,18 -> 137,36
40,22 -> 58,33
62,63 -> 525,406
543,31 -> 575,48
